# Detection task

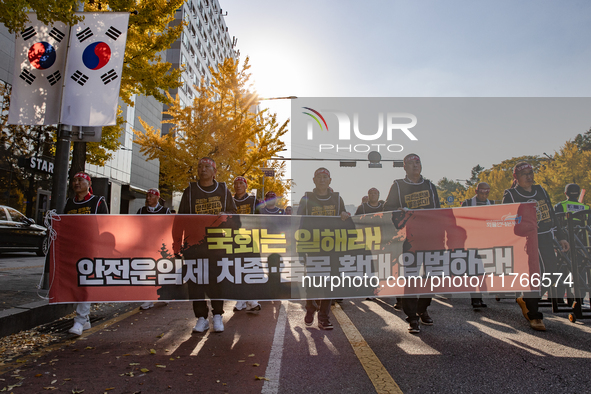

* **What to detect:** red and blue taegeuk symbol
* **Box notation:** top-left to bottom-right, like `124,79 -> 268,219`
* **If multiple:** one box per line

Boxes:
28,42 -> 56,70
82,42 -> 111,70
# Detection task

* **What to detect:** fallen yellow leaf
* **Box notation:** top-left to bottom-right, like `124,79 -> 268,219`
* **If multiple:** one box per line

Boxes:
140,368 -> 150,373
64,378 -> 71,381
248,354 -> 255,357
156,364 -> 166,368
253,363 -> 260,367
149,349 -> 156,354
129,363 -> 140,366
42,387 -> 57,390
104,388 -> 115,391
51,379 -> 57,384
255,376 -> 270,381
84,347 -> 95,350
35,374 -> 43,377
186,373 -> 193,376
156,333 -> 164,338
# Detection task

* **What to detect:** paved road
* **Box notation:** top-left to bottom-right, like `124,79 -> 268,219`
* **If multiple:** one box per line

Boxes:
0,253 -> 47,311
1,293 -> 591,393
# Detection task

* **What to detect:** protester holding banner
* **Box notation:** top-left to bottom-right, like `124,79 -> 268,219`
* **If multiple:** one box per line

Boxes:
174,157 -> 237,333
233,176 -> 262,314
503,162 -> 569,331
461,182 -> 494,309
136,188 -> 171,310
297,167 -> 351,330
384,153 -> 440,334
259,191 -> 285,215
355,187 -> 385,215
65,172 -> 109,336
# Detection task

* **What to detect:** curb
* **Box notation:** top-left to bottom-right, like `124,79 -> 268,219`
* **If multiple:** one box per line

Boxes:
0,301 -> 75,338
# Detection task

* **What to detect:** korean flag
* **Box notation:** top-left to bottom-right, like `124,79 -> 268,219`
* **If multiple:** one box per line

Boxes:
60,12 -> 129,127
8,14 -> 69,125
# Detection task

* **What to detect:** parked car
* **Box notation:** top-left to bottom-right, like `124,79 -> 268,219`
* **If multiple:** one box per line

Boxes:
0,205 -> 48,256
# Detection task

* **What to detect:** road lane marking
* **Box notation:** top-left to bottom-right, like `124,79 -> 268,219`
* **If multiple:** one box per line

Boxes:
332,303 -> 404,394
261,301 -> 287,394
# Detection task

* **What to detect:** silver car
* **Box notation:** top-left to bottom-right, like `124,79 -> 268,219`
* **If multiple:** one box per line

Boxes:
0,205 -> 48,256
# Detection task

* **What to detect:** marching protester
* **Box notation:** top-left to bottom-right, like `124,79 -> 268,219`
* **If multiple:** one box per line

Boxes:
285,206 -> 293,215
461,182 -> 494,309
259,191 -> 285,214
137,188 -> 171,215
297,167 -> 351,330
384,153 -> 441,333
136,188 -> 171,310
233,176 -> 262,314
503,162 -> 569,331
65,172 -> 109,336
233,176 -> 259,215
355,187 -> 385,215
174,157 -> 237,333
554,183 -> 589,214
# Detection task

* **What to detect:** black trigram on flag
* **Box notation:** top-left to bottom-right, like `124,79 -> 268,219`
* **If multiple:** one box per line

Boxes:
76,27 -> 93,42
71,70 -> 89,86
100,69 -> 118,85
49,27 -> 65,42
47,71 -> 62,86
22,26 -> 36,41
19,69 -> 36,85
105,26 -> 122,40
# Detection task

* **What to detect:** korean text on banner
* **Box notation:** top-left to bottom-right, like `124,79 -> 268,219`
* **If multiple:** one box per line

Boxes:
48,204 -> 539,303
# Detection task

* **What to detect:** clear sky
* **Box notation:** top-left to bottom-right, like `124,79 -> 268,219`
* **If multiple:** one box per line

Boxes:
222,0 -> 591,205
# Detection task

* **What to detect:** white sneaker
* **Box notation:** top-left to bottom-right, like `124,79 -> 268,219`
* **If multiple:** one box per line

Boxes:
246,304 -> 262,314
140,302 -> 154,310
69,321 -> 91,336
192,317 -> 209,333
212,314 -> 224,332
233,301 -> 246,311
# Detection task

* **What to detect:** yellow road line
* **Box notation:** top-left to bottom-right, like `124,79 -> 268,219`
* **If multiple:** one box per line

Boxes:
0,307 -> 140,375
332,303 -> 403,394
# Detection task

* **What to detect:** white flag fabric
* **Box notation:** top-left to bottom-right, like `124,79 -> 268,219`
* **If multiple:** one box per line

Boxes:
8,14 -> 69,125
60,12 -> 129,126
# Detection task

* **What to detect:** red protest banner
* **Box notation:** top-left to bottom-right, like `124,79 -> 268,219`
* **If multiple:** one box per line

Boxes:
48,203 -> 539,303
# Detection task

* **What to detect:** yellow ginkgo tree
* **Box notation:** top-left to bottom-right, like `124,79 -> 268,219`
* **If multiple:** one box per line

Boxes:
134,57 -> 290,199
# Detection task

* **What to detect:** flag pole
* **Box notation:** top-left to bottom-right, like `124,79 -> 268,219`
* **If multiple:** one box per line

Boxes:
50,2 -> 85,213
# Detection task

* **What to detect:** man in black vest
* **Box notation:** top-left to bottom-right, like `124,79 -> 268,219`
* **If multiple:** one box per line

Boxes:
232,176 -> 262,313
137,188 -> 171,215
461,182 -> 493,309
355,187 -> 385,215
65,172 -> 109,336
259,191 -> 285,214
175,157 -> 236,333
384,154 -> 440,334
233,176 -> 259,215
297,167 -> 351,330
137,188 -> 171,309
